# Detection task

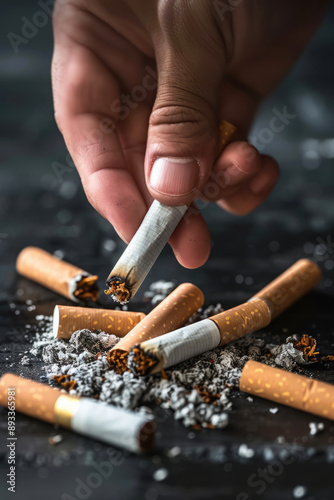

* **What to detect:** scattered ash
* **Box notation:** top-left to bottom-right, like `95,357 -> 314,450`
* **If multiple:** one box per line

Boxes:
29,315 -> 54,357
309,422 -> 325,436
26,295 -> 318,429
186,303 -> 225,325
143,280 -> 176,306
29,309 -> 290,429
20,355 -> 31,366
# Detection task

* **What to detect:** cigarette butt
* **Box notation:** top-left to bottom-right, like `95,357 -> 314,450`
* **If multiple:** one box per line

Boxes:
0,373 -> 155,453
16,247 -> 99,302
210,299 -> 272,345
108,283 -> 204,373
253,259 -> 321,319
130,259 -> 321,376
53,305 -> 146,339
0,373 -> 64,424
240,360 -> 334,420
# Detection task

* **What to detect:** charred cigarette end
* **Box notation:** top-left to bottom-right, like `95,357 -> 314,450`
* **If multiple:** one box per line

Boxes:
293,334 -> 319,363
138,420 -> 156,452
53,374 -> 77,391
74,275 -> 99,301
107,348 -> 130,374
104,276 -> 133,304
129,345 -> 159,377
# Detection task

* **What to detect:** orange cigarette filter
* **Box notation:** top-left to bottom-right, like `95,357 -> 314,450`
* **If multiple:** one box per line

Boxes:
53,305 -> 146,339
16,247 -> 99,302
0,373 -> 67,424
210,258 -> 321,345
108,283 -> 204,373
240,360 -> 334,420
253,258 -> 321,319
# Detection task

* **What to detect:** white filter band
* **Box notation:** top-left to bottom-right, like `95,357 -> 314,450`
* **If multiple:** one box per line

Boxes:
143,319 -> 221,372
110,201 -> 187,298
71,398 -> 151,453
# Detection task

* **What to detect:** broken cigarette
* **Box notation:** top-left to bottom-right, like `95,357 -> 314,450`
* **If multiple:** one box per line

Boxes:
53,305 -> 145,339
107,283 -> 204,374
240,360 -> 334,420
16,247 -> 99,302
105,121 -> 236,304
0,373 -> 155,453
129,259 -> 321,375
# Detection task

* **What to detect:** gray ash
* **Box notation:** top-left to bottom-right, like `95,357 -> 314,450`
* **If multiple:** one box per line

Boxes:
26,290 -> 311,429
36,317 -> 287,428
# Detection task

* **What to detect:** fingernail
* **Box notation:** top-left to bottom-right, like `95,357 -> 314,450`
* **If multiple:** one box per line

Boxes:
249,172 -> 274,195
149,157 -> 199,196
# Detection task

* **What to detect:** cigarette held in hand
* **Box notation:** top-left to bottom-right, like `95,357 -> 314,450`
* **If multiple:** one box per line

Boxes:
16,247 -> 99,302
0,373 -> 155,453
105,201 -> 188,303
105,121 -> 236,304
129,259 -> 321,375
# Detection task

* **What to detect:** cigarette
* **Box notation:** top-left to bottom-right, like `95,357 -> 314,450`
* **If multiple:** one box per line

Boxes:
240,360 -> 334,420
105,121 -> 236,304
53,305 -> 146,339
107,283 -> 204,374
0,373 -> 155,453
105,202 -> 188,303
129,259 -> 321,375
16,247 -> 99,302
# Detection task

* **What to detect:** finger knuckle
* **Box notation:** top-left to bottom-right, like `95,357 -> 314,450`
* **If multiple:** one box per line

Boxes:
149,103 -> 209,140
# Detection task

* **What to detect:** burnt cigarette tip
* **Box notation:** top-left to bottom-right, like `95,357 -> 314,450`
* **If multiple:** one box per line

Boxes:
107,348 -> 129,375
104,276 -> 133,304
138,420 -> 156,452
75,275 -> 99,302
129,345 -> 159,377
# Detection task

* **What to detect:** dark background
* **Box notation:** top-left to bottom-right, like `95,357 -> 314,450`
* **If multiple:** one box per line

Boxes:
1,2 -> 334,500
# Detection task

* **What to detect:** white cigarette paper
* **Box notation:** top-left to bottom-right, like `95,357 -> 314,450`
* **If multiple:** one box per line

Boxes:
71,398 -> 155,453
106,201 -> 187,303
135,319 -> 221,373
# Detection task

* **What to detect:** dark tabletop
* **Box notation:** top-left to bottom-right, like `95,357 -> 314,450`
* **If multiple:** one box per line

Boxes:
1,2 -> 334,500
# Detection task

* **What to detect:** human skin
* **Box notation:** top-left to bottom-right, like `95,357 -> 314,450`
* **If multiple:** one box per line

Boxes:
52,0 -> 327,268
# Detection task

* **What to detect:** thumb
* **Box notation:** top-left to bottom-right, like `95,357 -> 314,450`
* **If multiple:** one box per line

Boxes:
145,17 -> 225,206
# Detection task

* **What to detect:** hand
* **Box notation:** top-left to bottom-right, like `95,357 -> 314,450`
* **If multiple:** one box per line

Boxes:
52,0 -> 326,267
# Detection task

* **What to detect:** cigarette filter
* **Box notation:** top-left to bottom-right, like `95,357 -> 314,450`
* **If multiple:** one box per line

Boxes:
16,247 -> 99,302
0,373 -> 155,453
129,259 -> 321,375
107,283 -> 204,374
53,305 -> 146,339
240,360 -> 334,420
105,121 -> 236,304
